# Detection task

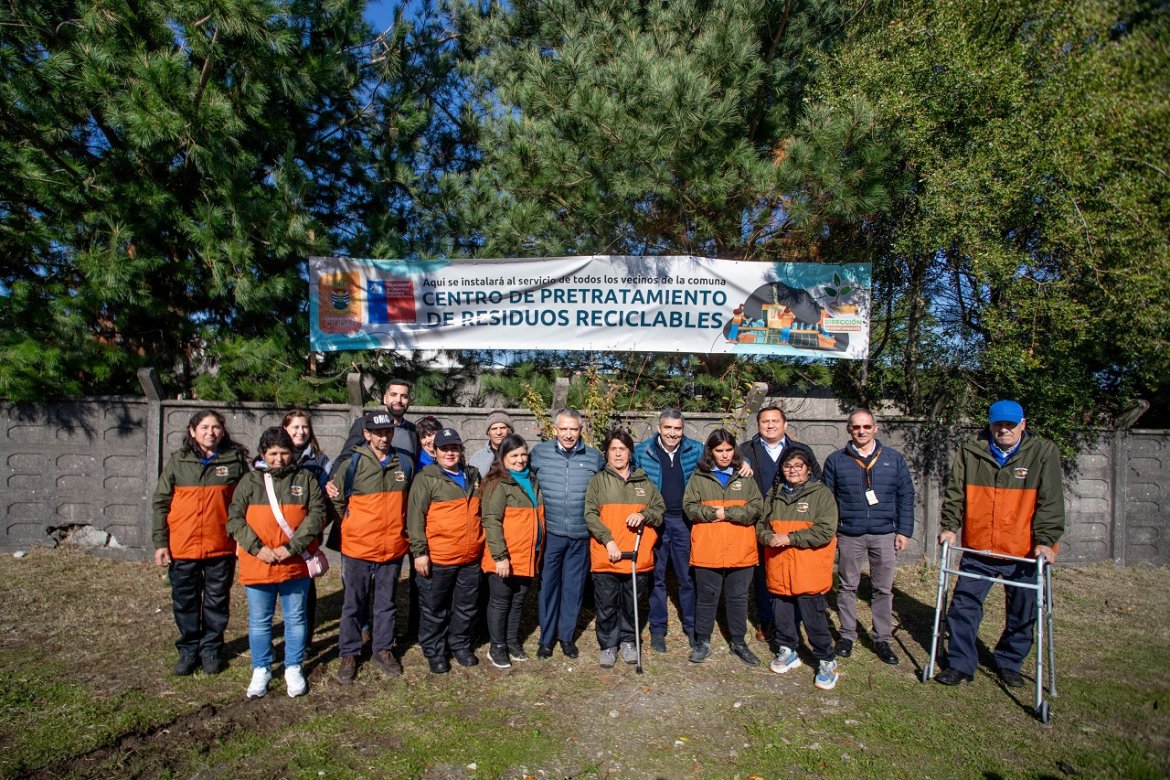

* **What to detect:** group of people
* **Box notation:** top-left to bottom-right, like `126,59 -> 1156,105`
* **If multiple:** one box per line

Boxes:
152,381 -> 1065,699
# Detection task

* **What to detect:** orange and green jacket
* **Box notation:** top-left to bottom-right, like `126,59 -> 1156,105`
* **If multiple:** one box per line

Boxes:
480,473 -> 545,577
330,445 -> 411,563
584,466 -> 664,574
757,479 -> 838,596
226,466 -> 324,585
683,470 -> 763,569
940,431 -> 1065,557
407,464 -> 484,566
152,447 -> 250,559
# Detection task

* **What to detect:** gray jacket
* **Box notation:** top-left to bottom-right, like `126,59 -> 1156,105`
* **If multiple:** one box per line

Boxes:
528,438 -> 605,539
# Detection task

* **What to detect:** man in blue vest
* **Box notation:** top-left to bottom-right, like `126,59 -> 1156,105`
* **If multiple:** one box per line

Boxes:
635,408 -> 703,652
530,408 -> 605,659
822,408 -> 915,664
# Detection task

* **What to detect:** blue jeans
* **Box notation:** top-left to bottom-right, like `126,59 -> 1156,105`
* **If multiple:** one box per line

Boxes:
538,534 -> 589,646
245,578 -> 310,670
648,511 -> 695,637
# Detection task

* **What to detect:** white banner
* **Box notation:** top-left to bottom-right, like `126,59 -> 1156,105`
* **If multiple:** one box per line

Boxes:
309,255 -> 870,359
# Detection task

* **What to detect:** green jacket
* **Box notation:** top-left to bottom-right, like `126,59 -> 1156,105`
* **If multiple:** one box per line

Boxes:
151,447 -> 250,558
757,479 -> 839,549
226,465 -> 325,558
583,466 -> 665,545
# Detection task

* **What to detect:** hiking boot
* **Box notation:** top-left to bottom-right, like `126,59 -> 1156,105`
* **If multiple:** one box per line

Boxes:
650,633 -> 667,653
935,667 -> 973,686
173,656 -> 198,677
285,665 -> 307,697
815,659 -> 839,690
507,643 -> 528,662
560,640 -> 579,659
428,656 -> 451,674
488,644 -> 511,669
372,649 -> 403,677
997,668 -> 1026,688
246,667 -> 271,698
536,644 -> 554,659
201,655 -> 223,675
875,641 -> 899,665
598,647 -> 617,668
453,649 -> 479,667
769,646 -> 802,674
620,641 -> 639,665
835,638 -> 854,658
688,640 -> 711,664
731,642 -> 761,666
337,656 -> 357,684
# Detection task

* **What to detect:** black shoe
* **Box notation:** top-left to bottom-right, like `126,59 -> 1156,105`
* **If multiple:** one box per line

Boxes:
201,656 -> 223,675
560,640 -> 579,659
173,656 -> 198,677
835,638 -> 853,658
536,644 -> 554,659
428,656 -> 451,674
935,667 -> 973,686
488,644 -> 511,669
874,641 -> 899,665
650,634 -> 667,653
507,643 -> 528,661
730,643 -> 761,666
453,649 -> 479,667
688,640 -> 711,663
997,668 -> 1026,688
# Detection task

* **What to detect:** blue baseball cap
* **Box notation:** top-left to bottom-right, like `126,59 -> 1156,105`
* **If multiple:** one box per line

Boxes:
988,400 -> 1024,425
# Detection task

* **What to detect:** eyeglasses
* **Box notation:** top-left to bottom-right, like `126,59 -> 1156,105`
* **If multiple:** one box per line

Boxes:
782,462 -> 809,471
850,424 -> 874,431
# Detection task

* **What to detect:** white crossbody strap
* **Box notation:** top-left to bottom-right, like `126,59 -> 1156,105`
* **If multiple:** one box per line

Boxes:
263,472 -> 296,543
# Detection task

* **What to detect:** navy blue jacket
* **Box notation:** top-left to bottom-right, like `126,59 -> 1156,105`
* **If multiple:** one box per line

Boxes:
738,434 -> 821,499
821,439 -> 915,537
528,438 -> 605,539
634,435 -> 702,496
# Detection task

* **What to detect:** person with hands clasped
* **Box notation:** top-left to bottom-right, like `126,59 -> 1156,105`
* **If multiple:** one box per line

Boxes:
152,409 -> 249,678
407,428 -> 484,674
480,434 -> 545,669
683,429 -> 765,666
758,448 -> 840,690
584,430 -> 665,669
227,427 -> 325,699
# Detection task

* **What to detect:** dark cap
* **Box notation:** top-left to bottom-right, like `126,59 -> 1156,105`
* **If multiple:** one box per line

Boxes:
363,411 -> 396,430
434,428 -> 462,448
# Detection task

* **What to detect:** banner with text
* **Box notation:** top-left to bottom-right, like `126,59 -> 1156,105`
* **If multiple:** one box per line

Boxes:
309,255 -> 871,359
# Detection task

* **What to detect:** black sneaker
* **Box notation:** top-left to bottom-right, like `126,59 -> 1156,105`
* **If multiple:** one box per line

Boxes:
173,656 -> 198,676
997,668 -> 1026,688
488,644 -> 511,669
874,641 -> 899,665
507,643 -> 528,661
730,643 -> 761,666
935,667 -> 973,686
835,638 -> 853,658
560,640 -> 579,659
688,640 -> 711,663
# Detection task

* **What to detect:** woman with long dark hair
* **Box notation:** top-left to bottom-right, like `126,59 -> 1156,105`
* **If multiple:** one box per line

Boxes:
683,429 -> 764,665
151,409 -> 249,676
479,434 -> 544,669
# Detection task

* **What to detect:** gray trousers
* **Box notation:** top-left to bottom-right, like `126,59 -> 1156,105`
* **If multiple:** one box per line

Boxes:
835,533 -> 897,643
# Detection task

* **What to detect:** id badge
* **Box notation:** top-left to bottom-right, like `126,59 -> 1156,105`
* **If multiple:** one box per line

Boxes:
865,489 -> 879,506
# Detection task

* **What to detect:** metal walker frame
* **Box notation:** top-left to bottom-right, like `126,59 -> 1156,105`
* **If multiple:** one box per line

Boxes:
924,541 -> 1057,722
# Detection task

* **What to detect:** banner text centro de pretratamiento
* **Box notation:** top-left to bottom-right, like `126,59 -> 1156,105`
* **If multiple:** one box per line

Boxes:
309,255 -> 871,359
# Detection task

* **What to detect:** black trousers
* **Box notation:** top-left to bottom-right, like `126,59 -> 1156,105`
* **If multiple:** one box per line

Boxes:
593,571 -> 650,650
169,555 -> 235,661
417,561 -> 481,659
772,593 -> 834,662
486,573 -> 532,647
693,566 -> 753,644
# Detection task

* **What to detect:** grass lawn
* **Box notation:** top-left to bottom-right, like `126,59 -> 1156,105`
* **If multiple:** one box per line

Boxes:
1,548 -> 1167,779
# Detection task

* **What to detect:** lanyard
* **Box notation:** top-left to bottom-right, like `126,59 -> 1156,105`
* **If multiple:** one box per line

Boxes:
849,447 -> 882,491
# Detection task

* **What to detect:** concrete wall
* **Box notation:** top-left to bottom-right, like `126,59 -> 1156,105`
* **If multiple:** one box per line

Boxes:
2,397 -> 1166,565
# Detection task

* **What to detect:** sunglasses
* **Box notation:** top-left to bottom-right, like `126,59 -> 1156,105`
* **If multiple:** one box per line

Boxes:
850,424 -> 874,431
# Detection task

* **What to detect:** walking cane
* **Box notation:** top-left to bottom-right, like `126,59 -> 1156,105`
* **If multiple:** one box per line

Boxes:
620,526 -> 646,674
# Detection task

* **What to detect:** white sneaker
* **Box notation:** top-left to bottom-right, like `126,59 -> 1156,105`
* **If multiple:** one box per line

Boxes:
247,667 -> 271,698
285,665 -> 307,697
769,646 -> 802,675
815,659 -> 839,690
